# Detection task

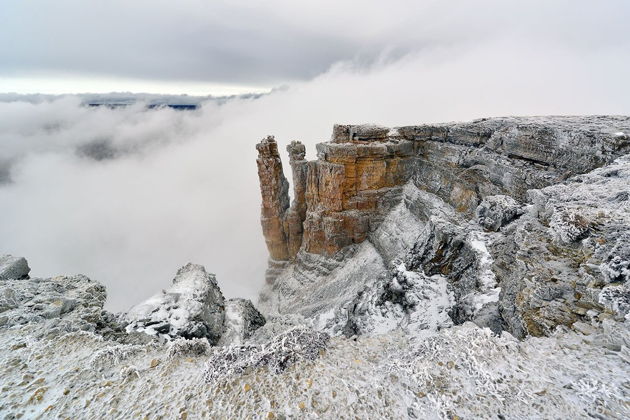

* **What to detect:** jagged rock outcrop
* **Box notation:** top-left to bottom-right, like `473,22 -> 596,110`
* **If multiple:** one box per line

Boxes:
218,298 -> 266,345
256,136 -> 291,264
256,125 -> 416,265
125,263 -> 226,342
475,195 -> 523,231
0,272 -> 106,330
257,116 -> 630,262
0,254 -> 30,280
258,116 -> 630,340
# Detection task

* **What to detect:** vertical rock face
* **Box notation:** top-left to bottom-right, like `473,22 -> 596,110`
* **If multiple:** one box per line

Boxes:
285,141 -> 308,258
256,136 -> 291,263
256,117 -> 630,301
303,126 -> 415,255
256,126 -> 416,263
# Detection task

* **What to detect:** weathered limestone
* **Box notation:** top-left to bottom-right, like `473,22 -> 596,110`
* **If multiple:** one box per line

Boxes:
285,141 -> 308,258
258,116 -> 630,341
303,131 -> 416,255
256,136 -> 291,262
256,125 -> 416,263
257,117 -> 630,293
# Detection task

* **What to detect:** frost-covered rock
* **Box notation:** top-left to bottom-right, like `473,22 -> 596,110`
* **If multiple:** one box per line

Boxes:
0,254 -> 30,280
600,233 -> 630,284
549,209 -> 592,243
475,195 -> 522,231
0,273 -> 106,329
599,283 -> 630,320
218,298 -> 266,345
125,263 -> 225,342
335,263 -> 454,337
167,337 -> 212,359
204,327 -> 329,383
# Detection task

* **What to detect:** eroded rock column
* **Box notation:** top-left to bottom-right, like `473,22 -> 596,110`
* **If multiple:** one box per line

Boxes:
256,136 -> 291,262
285,141 -> 308,257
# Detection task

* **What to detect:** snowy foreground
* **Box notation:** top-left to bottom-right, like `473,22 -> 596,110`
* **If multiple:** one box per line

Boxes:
0,260 -> 628,419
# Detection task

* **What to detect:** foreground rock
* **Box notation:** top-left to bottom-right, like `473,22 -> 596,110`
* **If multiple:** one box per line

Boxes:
0,254 -> 30,280
0,273 -> 106,330
218,298 -> 266,345
125,263 -> 226,342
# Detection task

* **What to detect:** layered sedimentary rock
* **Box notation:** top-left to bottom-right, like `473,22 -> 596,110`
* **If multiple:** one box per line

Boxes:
257,117 -> 630,265
256,136 -> 291,262
257,116 -> 630,339
256,125 -> 416,265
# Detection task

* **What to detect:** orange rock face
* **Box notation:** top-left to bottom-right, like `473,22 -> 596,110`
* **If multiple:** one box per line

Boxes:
256,136 -> 290,262
255,125 -> 416,267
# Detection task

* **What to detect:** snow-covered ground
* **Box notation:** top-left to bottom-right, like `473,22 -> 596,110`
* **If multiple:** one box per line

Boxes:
1,314 -> 628,419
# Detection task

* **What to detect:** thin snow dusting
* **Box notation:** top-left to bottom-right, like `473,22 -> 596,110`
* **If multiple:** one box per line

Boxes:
466,232 -> 500,314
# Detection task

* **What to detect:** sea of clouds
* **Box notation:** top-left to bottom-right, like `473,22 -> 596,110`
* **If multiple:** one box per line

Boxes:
1,1 -> 629,311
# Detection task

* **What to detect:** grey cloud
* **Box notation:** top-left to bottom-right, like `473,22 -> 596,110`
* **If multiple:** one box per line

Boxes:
1,1 -> 629,85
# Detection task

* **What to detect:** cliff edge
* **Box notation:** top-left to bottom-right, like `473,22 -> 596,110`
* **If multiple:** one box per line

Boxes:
257,116 -> 630,339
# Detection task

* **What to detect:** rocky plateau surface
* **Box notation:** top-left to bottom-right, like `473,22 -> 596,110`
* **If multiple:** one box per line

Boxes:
1,116 -> 629,419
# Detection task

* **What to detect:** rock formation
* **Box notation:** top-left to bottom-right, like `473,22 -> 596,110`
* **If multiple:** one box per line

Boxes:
125,263 -> 227,342
0,254 -> 30,280
1,115 -> 629,419
218,298 -> 266,345
257,116 -> 630,339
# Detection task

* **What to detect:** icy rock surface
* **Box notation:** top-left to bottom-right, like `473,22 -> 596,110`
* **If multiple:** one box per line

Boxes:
205,327 -> 329,382
475,195 -> 522,231
496,155 -> 630,337
0,271 -> 106,330
334,263 -> 454,337
2,308 -> 629,418
0,254 -> 30,280
125,263 -> 225,342
218,298 -> 266,345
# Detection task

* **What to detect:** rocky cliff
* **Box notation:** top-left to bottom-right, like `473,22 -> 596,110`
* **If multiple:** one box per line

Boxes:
1,115 -> 629,419
257,116 -> 630,339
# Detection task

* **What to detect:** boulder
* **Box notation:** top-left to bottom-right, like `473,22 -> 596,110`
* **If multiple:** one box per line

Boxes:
0,254 -> 30,280
125,263 -> 225,343
218,298 -> 266,345
475,195 -> 522,231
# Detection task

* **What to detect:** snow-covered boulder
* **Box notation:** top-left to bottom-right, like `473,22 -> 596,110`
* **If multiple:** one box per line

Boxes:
549,208 -> 592,244
0,254 -> 30,280
125,263 -> 225,343
600,233 -> 630,284
0,273 -> 106,328
475,195 -> 522,231
218,298 -> 266,345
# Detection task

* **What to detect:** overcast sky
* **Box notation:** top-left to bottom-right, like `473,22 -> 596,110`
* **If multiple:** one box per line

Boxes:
2,0 -> 629,94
